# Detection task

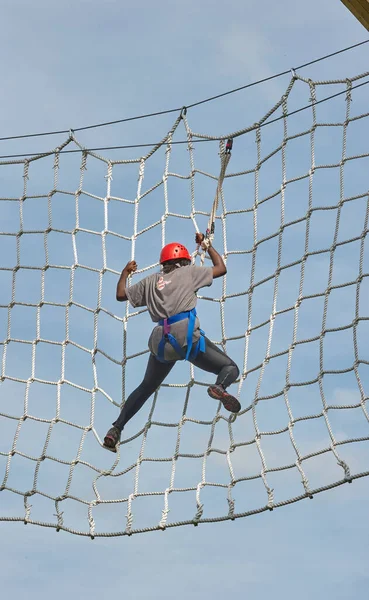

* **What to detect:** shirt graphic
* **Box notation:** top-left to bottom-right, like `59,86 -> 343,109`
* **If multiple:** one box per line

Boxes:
156,276 -> 171,291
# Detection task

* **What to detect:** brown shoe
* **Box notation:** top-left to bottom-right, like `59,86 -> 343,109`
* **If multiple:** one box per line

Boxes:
103,426 -> 121,452
207,384 -> 241,413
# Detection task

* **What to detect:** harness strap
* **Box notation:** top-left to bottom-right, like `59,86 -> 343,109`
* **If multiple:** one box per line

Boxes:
157,308 -> 206,363
185,308 -> 196,360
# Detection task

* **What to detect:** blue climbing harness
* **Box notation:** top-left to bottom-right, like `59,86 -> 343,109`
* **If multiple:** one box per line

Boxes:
157,308 -> 206,363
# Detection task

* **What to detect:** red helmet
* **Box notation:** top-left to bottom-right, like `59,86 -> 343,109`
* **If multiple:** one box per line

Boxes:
160,242 -> 191,264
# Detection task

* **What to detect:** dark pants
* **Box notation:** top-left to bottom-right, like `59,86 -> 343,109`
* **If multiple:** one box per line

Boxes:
113,337 -> 240,432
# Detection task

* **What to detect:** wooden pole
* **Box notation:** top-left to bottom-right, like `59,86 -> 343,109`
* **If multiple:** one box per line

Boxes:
341,0 -> 369,30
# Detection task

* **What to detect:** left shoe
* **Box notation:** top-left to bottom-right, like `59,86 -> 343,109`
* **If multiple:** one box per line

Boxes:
207,384 -> 241,413
103,426 -> 121,453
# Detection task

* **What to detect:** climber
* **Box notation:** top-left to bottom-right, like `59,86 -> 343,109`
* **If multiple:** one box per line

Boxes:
103,232 -> 240,452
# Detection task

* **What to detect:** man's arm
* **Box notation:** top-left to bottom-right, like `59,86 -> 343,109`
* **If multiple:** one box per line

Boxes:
208,245 -> 227,278
195,233 -> 226,279
116,260 -> 137,301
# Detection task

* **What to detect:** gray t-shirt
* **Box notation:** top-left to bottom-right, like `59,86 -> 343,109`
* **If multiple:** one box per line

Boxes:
126,265 -> 213,361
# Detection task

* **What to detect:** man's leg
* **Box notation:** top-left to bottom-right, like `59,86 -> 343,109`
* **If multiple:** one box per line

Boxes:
189,337 -> 241,413
104,353 -> 175,450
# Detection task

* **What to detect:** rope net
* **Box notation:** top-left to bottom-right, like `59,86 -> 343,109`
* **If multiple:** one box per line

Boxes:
0,70 -> 369,538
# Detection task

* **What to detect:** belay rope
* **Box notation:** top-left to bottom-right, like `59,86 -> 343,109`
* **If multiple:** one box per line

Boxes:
200,138 -> 233,253
207,138 -> 233,237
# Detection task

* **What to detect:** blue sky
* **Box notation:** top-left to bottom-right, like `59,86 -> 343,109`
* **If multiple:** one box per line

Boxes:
0,0 -> 369,598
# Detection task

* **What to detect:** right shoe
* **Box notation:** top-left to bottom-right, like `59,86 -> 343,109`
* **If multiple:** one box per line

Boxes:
103,426 -> 121,453
207,384 -> 241,413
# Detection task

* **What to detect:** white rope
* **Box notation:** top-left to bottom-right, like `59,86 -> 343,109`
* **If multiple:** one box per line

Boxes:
0,70 -> 368,538
207,138 -> 233,238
